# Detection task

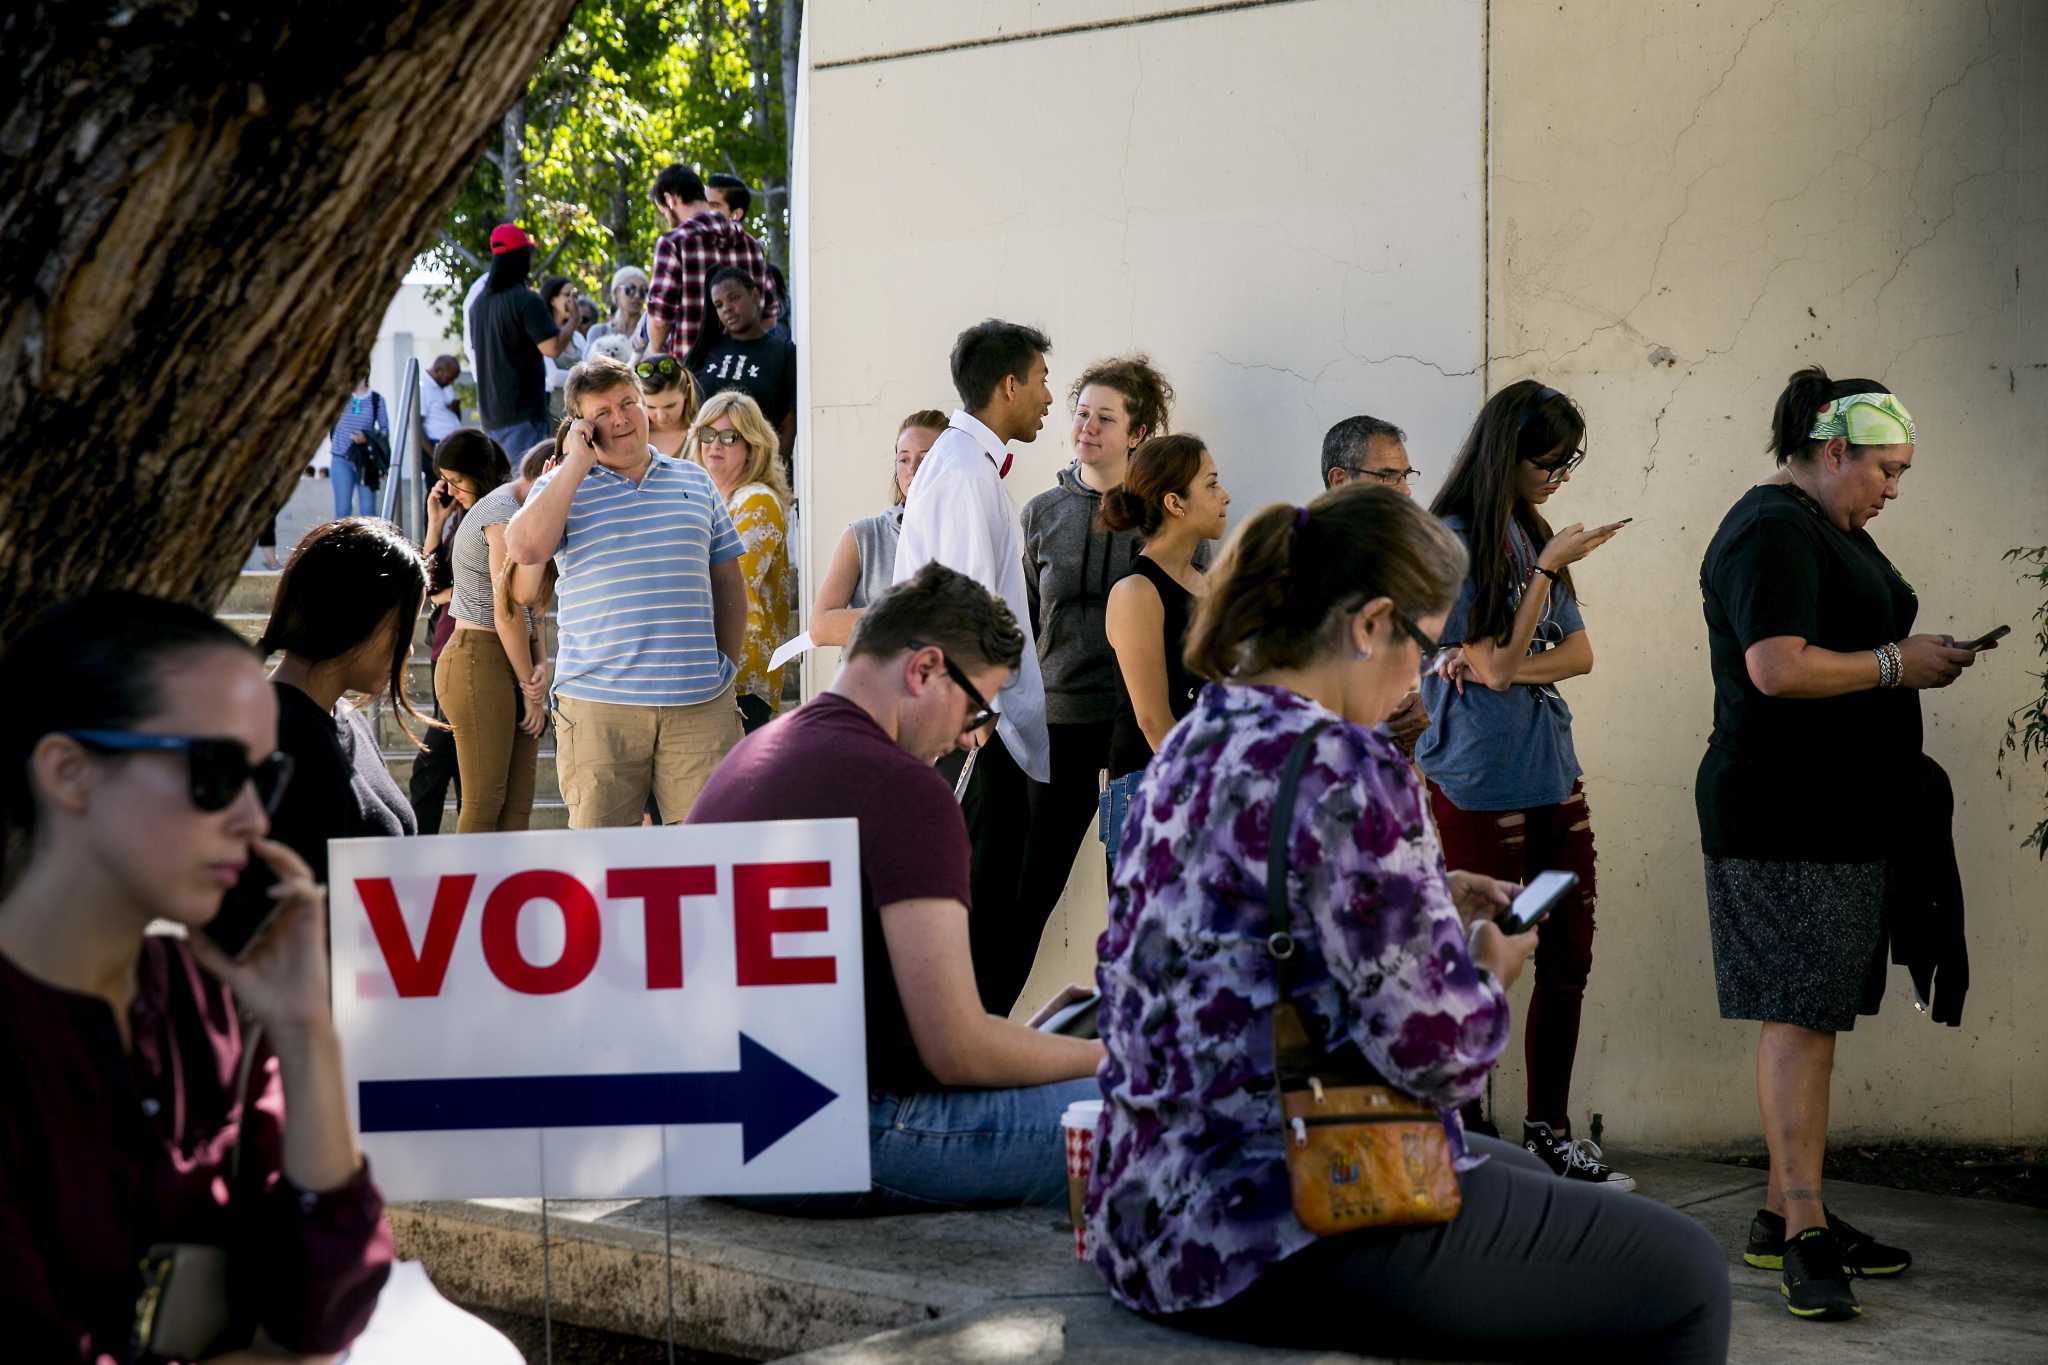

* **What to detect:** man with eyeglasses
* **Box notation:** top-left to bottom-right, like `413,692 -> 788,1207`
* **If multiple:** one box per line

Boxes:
1320,414 -> 1419,495
1319,415 -> 1430,753
690,563 -> 1104,1215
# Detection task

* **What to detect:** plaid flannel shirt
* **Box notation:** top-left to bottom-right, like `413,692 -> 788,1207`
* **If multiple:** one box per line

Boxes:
645,210 -> 782,357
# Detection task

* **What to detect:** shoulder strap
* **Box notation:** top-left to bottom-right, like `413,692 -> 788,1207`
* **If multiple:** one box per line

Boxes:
1265,718 -> 1335,975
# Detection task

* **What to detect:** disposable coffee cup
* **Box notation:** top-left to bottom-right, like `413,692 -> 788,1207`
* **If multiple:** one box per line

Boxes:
1061,1100 -> 1105,1260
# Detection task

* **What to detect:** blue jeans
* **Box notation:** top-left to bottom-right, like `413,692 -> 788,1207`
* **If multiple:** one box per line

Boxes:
1098,769 -> 1144,874
488,419 -> 552,464
331,451 -> 377,517
729,1077 -> 1099,1217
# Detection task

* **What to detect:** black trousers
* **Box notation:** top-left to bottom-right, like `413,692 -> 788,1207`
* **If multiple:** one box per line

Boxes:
935,736 -> 1036,1015
408,650 -> 460,834
1012,719 -> 1112,987
1152,1136 -> 1731,1364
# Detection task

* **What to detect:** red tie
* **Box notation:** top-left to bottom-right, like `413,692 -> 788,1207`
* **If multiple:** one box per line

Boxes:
996,449 -> 1013,479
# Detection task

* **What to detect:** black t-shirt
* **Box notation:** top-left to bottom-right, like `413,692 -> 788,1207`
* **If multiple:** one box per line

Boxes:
695,331 -> 797,427
687,693 -> 972,1095
470,286 -> 556,428
1107,557 -> 1202,779
268,683 -> 416,885
1695,483 -> 1920,861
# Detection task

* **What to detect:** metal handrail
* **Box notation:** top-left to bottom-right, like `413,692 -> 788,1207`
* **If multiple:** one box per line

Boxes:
380,356 -> 423,538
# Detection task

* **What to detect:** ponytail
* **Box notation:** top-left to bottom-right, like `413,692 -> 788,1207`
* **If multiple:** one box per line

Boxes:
1768,365 -> 1836,465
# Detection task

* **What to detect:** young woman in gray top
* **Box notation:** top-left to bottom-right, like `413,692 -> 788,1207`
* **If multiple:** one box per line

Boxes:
1014,356 -> 1176,959
811,409 -> 947,646
431,432 -> 552,832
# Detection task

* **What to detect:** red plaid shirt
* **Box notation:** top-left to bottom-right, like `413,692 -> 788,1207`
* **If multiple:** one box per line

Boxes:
645,210 -> 782,357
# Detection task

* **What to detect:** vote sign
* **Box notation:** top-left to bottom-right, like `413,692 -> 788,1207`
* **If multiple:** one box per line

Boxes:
329,821 -> 868,1201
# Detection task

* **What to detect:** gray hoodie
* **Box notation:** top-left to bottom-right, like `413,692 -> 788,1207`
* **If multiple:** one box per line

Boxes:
1020,464 -> 1145,725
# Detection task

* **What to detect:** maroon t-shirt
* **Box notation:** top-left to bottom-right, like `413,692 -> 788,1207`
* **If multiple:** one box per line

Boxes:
688,692 -> 971,1093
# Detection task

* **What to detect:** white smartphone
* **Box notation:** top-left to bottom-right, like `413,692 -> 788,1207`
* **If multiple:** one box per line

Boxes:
1498,870 -> 1578,934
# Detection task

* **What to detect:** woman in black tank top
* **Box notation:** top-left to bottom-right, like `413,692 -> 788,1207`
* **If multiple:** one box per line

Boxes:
1100,436 -> 1232,867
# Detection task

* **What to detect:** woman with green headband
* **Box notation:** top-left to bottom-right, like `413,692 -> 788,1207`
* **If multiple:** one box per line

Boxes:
1695,364 -> 1989,1324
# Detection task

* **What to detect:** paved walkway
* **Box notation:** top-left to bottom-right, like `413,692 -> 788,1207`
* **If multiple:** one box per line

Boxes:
390,1151 -> 2047,1362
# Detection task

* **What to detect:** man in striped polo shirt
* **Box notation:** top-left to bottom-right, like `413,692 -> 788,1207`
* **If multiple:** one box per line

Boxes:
505,354 -> 748,826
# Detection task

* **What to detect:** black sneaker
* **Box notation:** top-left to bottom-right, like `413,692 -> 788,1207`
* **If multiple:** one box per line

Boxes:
1746,1207 -> 1912,1277
1522,1121 -> 1636,1191
1781,1226 -> 1861,1320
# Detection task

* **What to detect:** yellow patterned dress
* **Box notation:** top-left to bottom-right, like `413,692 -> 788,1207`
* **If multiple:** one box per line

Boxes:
727,482 -> 790,713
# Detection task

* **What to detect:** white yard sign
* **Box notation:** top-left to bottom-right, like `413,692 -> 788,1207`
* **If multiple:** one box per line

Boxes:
328,821 -> 868,1201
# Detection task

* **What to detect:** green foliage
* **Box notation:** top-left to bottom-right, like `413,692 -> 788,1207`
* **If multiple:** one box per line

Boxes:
1995,545 -> 2048,858
423,0 -> 794,321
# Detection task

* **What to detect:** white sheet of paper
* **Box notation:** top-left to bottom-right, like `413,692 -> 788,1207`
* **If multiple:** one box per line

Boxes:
768,631 -> 815,672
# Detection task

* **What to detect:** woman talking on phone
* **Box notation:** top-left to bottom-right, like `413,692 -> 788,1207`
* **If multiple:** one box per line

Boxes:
0,593 -> 392,1361
1695,368 -> 1984,1323
1416,380 -> 1632,1190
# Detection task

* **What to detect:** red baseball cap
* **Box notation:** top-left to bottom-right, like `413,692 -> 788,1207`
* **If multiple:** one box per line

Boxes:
489,223 -> 534,254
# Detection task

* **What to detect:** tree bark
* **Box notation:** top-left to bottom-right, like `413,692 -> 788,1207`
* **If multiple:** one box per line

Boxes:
0,0 -> 579,644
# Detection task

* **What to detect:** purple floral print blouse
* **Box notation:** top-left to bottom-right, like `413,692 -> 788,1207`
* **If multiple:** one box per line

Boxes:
1085,683 -> 1509,1315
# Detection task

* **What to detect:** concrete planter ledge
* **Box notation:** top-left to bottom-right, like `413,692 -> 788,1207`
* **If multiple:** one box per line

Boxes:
389,1152 -> 2048,1363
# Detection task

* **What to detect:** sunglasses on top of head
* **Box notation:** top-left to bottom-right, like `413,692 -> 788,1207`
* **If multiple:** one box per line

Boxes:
63,731 -> 294,815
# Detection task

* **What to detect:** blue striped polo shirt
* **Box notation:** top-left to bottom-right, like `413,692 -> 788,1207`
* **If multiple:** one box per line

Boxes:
533,451 -> 743,706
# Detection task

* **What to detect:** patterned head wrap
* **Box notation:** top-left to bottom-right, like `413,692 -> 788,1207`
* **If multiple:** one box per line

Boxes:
1809,392 -> 1915,446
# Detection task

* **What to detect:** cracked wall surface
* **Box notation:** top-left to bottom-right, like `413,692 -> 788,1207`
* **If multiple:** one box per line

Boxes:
800,0 -> 2046,1145
1488,0 -> 2045,1146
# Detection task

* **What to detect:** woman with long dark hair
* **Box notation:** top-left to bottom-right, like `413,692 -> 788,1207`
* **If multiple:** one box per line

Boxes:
1417,380 -> 1631,1188
1097,433 -> 1229,868
260,518 -> 433,882
1695,367 -> 1983,1321
0,593 -> 392,1360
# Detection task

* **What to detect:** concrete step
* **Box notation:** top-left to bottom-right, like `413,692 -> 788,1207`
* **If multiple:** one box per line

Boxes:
427,798 -> 570,831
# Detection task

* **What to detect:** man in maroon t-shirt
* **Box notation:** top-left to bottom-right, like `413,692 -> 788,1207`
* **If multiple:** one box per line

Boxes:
690,563 -> 1102,1215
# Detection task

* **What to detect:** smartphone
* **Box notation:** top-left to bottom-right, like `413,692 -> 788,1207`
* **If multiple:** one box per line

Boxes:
204,854 -> 282,961
1497,870 -> 1578,935
1960,625 -> 2010,651
1038,992 -> 1102,1039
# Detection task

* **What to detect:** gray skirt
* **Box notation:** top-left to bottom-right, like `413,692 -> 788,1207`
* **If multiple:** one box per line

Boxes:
1703,857 -> 1885,1032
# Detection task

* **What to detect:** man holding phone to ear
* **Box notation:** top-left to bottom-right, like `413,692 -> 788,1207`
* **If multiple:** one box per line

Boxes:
505,354 -> 748,827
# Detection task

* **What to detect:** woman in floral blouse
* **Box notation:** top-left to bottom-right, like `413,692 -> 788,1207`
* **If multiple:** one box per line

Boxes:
687,390 -> 791,731
1087,485 -> 1730,1362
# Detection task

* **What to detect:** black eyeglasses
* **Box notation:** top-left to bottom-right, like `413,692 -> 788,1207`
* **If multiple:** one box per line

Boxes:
1351,466 -> 1421,486
636,355 -> 681,380
64,731 -> 294,814
1528,448 -> 1586,483
909,641 -> 1000,733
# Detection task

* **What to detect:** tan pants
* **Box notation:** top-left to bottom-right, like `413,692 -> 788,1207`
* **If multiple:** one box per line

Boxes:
553,684 -> 743,828
435,627 -> 542,833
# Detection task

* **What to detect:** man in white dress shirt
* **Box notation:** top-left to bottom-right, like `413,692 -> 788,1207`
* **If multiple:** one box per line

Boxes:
892,319 -> 1054,1015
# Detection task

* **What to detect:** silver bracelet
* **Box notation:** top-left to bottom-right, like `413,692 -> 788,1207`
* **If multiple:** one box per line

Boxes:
1873,642 -> 1902,689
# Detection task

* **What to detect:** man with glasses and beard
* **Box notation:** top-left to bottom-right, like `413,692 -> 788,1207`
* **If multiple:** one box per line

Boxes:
689,564 -> 1104,1216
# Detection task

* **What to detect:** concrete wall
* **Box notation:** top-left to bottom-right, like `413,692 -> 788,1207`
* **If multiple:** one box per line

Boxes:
799,0 -> 2048,1147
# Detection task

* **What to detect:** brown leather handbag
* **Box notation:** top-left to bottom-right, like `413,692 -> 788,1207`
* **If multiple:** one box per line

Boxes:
1266,722 -> 1462,1234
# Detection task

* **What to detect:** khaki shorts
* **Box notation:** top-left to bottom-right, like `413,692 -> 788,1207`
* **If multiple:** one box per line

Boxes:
553,684 -> 744,828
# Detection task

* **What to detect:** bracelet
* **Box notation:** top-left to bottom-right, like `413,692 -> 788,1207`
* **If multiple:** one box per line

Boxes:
1873,642 -> 1903,689
1533,566 -> 1560,585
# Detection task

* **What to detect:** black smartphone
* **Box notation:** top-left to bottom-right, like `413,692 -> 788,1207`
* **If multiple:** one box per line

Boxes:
1496,870 -> 1578,935
1960,625 -> 2010,651
1039,992 -> 1101,1039
204,854 -> 282,961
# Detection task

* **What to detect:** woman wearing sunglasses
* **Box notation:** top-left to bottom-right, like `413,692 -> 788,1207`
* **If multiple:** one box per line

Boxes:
685,390 -> 791,732
636,353 -> 700,459
0,592 -> 393,1361
589,264 -> 650,355
260,518 -> 435,884
1417,380 -> 1631,1190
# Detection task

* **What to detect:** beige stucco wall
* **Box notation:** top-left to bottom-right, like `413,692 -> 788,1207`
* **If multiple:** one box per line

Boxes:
798,0 -> 2047,1147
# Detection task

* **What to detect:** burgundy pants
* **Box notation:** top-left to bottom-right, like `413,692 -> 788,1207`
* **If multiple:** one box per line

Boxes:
1429,780 -> 1599,1130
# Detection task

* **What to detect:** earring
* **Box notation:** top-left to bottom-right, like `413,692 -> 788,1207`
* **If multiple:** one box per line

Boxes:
1355,645 -> 1373,661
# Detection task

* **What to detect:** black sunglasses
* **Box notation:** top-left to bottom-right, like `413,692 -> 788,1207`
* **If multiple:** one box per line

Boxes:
908,641 -> 999,733
64,731 -> 294,814
636,355 -> 681,380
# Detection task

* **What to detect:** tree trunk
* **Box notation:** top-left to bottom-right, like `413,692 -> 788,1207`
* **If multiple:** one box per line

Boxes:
0,0 -> 579,644
501,101 -> 528,221
780,0 -> 802,155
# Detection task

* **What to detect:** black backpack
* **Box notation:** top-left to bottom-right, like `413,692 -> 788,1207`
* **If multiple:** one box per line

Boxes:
359,392 -> 392,490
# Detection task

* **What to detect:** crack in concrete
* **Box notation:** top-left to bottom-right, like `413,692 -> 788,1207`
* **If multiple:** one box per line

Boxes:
1669,0 -> 1785,166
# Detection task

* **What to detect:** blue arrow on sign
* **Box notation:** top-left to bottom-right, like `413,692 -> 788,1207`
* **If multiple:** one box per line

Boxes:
357,1034 -> 838,1162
